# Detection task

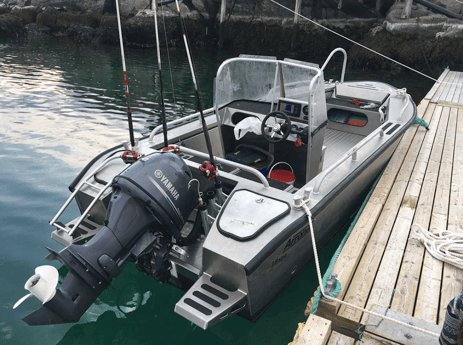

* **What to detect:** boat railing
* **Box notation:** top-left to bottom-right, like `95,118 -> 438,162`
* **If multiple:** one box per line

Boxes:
312,128 -> 385,194
179,146 -> 270,188
148,107 -> 215,144
321,48 -> 347,83
50,155 -> 131,236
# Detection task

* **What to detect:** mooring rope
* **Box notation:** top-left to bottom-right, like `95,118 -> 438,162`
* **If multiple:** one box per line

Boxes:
310,169 -> 383,315
293,197 -> 441,338
269,0 -> 463,89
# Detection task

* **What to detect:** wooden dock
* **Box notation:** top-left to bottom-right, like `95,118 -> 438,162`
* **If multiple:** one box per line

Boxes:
290,69 -> 463,345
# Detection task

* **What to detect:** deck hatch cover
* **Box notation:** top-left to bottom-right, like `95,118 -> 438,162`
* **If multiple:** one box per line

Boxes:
218,190 -> 290,241
335,83 -> 389,104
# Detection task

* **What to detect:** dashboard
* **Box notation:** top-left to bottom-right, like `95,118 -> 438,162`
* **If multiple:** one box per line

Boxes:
277,98 -> 309,122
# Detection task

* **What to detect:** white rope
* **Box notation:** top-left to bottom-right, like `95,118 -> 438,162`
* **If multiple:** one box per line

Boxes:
293,198 -> 440,338
269,0 -> 437,83
412,223 -> 463,270
269,0 -> 463,89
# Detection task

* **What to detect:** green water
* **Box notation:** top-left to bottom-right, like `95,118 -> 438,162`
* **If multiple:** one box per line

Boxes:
0,37 -> 434,345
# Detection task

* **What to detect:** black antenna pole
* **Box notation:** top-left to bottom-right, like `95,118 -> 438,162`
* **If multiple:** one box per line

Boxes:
153,0 -> 169,147
174,0 -> 219,185
115,0 -> 136,148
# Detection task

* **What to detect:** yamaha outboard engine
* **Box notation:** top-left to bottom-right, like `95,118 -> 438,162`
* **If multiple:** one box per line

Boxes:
17,152 -> 197,325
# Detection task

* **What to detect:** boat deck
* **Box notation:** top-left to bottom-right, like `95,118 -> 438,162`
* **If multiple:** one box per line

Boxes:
323,128 -> 364,169
289,69 -> 463,345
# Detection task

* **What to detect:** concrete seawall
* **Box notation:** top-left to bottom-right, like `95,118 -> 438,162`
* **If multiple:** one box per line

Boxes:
0,0 -> 462,73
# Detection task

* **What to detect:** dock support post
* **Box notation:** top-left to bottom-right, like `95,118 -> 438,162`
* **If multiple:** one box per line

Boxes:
401,0 -> 413,18
375,0 -> 382,11
292,0 -> 302,48
218,0 -> 226,48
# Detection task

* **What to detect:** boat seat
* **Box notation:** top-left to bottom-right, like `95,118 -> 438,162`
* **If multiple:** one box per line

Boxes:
225,144 -> 273,174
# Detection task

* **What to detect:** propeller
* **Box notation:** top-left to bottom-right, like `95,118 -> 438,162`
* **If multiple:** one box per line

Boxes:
13,265 -> 59,310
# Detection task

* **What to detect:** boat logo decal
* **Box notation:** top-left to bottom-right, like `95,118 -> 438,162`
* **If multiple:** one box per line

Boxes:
153,170 -> 180,201
283,227 -> 309,252
147,175 -> 184,223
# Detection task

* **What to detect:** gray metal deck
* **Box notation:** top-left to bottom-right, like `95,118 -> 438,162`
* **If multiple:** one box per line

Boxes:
323,129 -> 365,169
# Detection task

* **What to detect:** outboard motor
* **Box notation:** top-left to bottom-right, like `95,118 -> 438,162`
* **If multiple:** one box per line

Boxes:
16,152 -> 197,325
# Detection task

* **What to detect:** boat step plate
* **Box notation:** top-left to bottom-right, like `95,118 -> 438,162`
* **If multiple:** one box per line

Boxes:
51,216 -> 102,246
174,273 -> 247,329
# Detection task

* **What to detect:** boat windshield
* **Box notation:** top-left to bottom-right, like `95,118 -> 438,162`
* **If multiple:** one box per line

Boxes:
214,56 -> 327,129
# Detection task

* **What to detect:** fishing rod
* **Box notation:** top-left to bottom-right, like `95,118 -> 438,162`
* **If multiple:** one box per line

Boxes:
173,0 -> 222,190
115,0 -> 136,149
153,0 -> 169,147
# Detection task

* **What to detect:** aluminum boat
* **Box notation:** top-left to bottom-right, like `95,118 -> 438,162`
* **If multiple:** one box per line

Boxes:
14,48 -> 416,329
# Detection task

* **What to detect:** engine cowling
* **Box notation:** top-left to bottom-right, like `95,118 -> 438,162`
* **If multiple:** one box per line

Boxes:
21,152 -> 197,325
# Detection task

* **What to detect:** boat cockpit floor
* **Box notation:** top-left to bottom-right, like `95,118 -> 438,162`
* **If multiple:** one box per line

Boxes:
323,129 -> 365,170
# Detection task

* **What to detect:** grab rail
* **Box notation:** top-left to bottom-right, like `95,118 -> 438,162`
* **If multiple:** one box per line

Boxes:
148,107 -> 215,143
313,128 -> 385,194
397,94 -> 411,124
178,146 -> 270,188
50,155 -> 131,236
321,48 -> 347,83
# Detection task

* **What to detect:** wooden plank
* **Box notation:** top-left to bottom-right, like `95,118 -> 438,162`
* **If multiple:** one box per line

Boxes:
318,302 -> 362,340
439,108 -> 463,325
433,71 -> 456,103
364,306 -> 441,344
425,69 -> 449,101
445,73 -> 461,102
427,69 -> 449,101
294,314 -> 331,345
356,333 -> 401,345
336,103 -> 437,323
451,72 -> 463,104
320,100 -> 432,318
414,106 -> 455,323
436,101 -> 463,109
459,75 -> 463,105
327,331 -> 355,345
360,104 -> 444,323
390,106 -> 447,316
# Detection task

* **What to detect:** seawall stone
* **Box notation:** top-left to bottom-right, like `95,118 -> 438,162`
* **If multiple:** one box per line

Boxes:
0,0 -> 462,71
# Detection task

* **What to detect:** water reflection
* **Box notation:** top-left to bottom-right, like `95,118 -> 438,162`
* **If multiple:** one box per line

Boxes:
0,39 -> 223,167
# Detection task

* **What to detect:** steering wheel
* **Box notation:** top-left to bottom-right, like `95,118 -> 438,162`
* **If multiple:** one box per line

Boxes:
261,111 -> 292,143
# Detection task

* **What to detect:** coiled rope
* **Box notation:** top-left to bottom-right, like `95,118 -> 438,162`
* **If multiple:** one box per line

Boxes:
412,224 -> 463,270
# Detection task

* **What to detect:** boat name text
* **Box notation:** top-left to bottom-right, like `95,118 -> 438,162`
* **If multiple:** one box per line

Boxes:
283,227 -> 309,252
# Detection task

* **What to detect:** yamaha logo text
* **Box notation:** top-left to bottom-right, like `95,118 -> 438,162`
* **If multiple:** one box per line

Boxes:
154,169 -> 180,200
